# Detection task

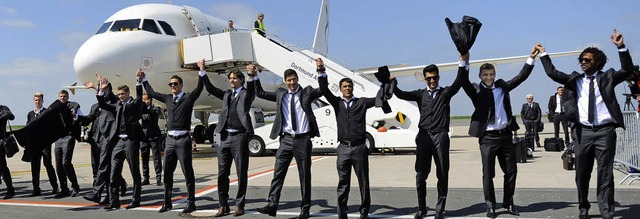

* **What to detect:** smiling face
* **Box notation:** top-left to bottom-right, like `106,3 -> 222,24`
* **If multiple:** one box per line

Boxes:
285,75 -> 299,92
228,72 -> 244,89
117,86 -> 130,102
340,80 -> 353,99
479,69 -> 496,88
424,72 -> 440,90
34,96 -> 43,109
168,78 -> 183,95
580,53 -> 596,73
58,92 -> 69,103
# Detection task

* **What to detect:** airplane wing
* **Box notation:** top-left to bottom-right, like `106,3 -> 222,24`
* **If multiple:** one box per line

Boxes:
359,50 -> 582,81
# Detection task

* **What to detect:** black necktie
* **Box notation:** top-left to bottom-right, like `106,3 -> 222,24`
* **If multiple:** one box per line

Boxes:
588,75 -> 596,124
232,90 -> 237,98
173,95 -> 179,103
290,92 -> 298,131
431,89 -> 438,98
487,87 -> 496,124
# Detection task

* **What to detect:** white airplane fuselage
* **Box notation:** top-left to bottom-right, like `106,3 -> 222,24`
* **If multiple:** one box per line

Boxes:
74,4 -> 281,112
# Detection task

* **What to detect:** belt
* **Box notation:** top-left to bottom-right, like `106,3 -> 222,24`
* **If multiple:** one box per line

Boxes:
119,136 -> 129,141
485,129 -> 510,135
168,134 -> 189,140
227,131 -> 245,136
580,123 -> 614,131
339,139 -> 366,147
282,132 -> 309,138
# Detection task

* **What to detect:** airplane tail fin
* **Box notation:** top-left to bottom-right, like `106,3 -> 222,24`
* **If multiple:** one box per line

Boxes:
312,0 -> 329,56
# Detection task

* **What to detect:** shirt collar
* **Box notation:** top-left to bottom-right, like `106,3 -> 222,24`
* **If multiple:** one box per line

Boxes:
428,85 -> 442,92
288,85 -> 301,94
34,106 -> 45,113
232,87 -> 243,94
480,82 -> 494,89
342,96 -> 356,102
174,92 -> 185,99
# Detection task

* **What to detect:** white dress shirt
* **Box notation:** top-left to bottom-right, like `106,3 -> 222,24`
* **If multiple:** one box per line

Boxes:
577,73 -> 613,126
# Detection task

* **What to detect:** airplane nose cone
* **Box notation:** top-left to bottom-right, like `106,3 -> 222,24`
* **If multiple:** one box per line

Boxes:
74,35 -> 121,82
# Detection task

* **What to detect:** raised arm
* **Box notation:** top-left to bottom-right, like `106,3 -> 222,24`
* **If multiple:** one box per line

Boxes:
537,44 -> 571,85
96,78 -> 116,112
392,77 -> 422,102
311,58 -> 328,100
252,66 -> 277,101
447,52 -> 471,98
138,69 -> 167,103
610,30 -> 635,84
197,59 -> 225,100
503,45 -> 538,91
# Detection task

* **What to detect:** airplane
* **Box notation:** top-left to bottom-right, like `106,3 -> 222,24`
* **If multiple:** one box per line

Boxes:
72,1 -> 580,155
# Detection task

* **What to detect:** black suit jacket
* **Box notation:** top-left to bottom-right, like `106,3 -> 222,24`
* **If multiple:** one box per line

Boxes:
463,63 -> 534,137
520,102 -> 541,122
251,78 -> 323,140
203,75 -> 256,135
97,85 -> 144,142
141,104 -> 162,140
78,85 -> 118,143
541,49 -> 634,128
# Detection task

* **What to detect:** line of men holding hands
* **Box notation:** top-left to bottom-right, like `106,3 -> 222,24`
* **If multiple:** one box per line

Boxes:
0,29 -> 632,219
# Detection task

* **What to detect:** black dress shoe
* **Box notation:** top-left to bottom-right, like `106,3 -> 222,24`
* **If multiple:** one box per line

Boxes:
53,188 -> 70,198
358,213 -> 369,219
125,201 -> 140,209
233,206 -> 245,217
158,204 -> 172,213
30,189 -> 42,197
434,211 -> 444,219
182,201 -> 196,213
83,194 -> 100,203
2,190 -> 15,199
141,179 -> 150,186
504,205 -> 520,216
414,210 -> 427,219
297,210 -> 310,219
256,205 -> 277,217
486,208 -> 497,218
51,187 -> 59,195
579,209 -> 588,219
100,198 -> 110,205
71,187 -> 80,197
156,180 -> 163,186
104,202 -> 121,210
213,206 -> 230,217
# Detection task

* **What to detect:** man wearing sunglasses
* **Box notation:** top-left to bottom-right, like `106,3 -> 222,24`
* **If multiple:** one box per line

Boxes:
538,30 -> 634,219
138,66 -> 205,214
391,53 -> 469,219
462,45 -> 540,218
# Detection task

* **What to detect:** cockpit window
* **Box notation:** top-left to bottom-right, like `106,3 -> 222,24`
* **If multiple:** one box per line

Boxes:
158,20 -> 176,36
110,19 -> 141,32
142,19 -> 161,34
95,21 -> 112,35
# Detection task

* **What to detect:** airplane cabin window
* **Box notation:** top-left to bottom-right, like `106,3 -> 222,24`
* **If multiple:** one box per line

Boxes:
158,20 -> 176,36
95,21 -> 112,35
110,19 -> 141,32
142,19 -> 161,34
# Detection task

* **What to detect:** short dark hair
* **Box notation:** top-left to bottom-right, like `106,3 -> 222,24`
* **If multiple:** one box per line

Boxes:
59,90 -> 69,95
283,69 -> 298,79
339,78 -> 353,87
479,63 -> 495,75
557,86 -> 564,90
422,64 -> 439,77
228,70 -> 245,83
170,75 -> 183,84
580,47 -> 608,71
117,85 -> 130,93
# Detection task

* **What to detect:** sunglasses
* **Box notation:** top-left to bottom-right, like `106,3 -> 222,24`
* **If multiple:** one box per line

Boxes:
168,82 -> 180,87
578,58 -> 593,63
425,76 -> 440,81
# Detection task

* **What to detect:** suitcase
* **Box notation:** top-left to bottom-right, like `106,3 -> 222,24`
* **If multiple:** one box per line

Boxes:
544,137 -> 565,151
513,137 -> 527,163
561,150 -> 575,170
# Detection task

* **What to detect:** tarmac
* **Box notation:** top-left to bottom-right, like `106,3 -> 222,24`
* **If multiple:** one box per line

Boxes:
0,121 -> 638,219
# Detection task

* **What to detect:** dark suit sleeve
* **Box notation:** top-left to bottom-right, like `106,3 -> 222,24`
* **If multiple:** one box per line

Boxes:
541,55 -> 571,85
446,65 -> 469,99
142,80 -> 167,103
97,94 -> 116,112
392,78 -> 421,102
535,102 -> 542,122
77,104 -> 99,126
244,79 -> 256,109
318,75 -> 340,107
254,79 -> 277,102
548,96 -> 554,115
504,63 -> 534,91
309,76 -> 325,100
189,75 -> 205,101
612,49 -> 635,84
135,85 -> 144,113
202,74 -> 226,100
520,104 -> 526,122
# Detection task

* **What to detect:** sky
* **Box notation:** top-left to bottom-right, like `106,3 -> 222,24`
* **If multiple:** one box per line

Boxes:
1,0 -> 639,125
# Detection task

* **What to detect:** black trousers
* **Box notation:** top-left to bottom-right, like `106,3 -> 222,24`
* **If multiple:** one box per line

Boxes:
88,138 -> 100,181
415,131 -> 449,213
163,135 -> 196,205
523,120 -> 541,145
54,135 -> 79,190
266,134 -> 312,211
109,138 -> 141,204
575,125 -> 616,218
141,138 -> 163,181
553,113 -> 570,143
0,147 -> 13,191
336,143 -> 370,217
30,145 -> 58,191
217,132 -> 249,208
88,135 -> 117,200
479,131 -> 517,209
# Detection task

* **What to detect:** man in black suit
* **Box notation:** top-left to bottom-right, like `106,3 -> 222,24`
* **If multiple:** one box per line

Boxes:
538,30 -> 634,219
0,104 -> 15,199
462,46 -> 539,218
140,93 -> 163,186
140,68 -> 204,214
548,86 -> 571,144
53,90 -> 81,198
27,92 -> 58,196
202,60 -> 255,217
521,94 -> 542,147
393,54 -> 468,219
254,67 -> 323,219
317,58 -> 384,219
97,77 -> 144,210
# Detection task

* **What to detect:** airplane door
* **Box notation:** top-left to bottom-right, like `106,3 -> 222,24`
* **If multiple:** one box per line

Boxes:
181,6 -> 213,36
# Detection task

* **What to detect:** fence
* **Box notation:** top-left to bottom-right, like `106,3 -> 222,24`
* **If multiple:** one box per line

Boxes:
615,111 -> 640,185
